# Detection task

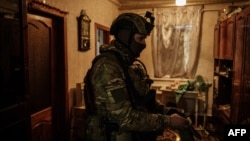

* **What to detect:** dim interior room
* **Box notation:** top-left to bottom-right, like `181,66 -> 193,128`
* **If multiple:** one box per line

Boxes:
1,0 -> 250,141
67,0 -> 250,133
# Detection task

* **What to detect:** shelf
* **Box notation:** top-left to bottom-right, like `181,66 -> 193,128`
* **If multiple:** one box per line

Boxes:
214,72 -> 232,79
213,103 -> 231,124
218,110 -> 231,124
213,5 -> 250,125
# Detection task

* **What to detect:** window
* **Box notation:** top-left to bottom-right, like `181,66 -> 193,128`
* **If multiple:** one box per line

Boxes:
152,6 -> 203,78
95,23 -> 110,55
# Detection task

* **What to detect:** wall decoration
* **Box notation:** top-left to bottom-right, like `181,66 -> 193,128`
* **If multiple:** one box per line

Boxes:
77,10 -> 91,51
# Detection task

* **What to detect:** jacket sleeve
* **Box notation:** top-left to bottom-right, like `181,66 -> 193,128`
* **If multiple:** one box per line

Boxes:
91,56 -> 171,131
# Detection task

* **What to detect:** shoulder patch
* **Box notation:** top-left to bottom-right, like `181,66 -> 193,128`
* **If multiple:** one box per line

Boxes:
107,87 -> 128,103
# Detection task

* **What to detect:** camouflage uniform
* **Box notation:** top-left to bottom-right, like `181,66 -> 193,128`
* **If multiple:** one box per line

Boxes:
83,11 -> 189,141
84,40 -> 172,141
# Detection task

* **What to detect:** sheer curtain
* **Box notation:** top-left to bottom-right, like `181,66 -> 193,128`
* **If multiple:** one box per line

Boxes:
152,6 -> 203,78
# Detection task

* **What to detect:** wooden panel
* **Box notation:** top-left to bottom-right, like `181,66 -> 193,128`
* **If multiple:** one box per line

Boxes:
28,14 -> 53,141
0,17 -> 24,109
72,106 -> 87,141
230,6 -> 250,124
219,20 -> 227,59
31,107 -> 52,128
118,0 -> 249,10
230,12 -> 245,124
242,77 -> 250,124
225,14 -> 235,60
0,0 -> 30,140
231,82 -> 241,124
243,7 -> 250,77
233,12 -> 244,82
28,14 -> 52,114
241,6 -> 250,124
31,107 -> 52,141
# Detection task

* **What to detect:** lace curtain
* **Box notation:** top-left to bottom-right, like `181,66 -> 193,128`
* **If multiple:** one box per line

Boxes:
152,6 -> 203,78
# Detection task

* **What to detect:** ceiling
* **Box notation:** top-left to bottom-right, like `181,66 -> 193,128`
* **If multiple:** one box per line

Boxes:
112,0 -> 248,10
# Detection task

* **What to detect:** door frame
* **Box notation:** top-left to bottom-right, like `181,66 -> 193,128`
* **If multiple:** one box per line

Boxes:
26,1 -> 69,141
95,23 -> 110,55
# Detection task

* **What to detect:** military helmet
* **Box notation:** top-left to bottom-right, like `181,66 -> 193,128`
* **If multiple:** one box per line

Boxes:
110,11 -> 155,36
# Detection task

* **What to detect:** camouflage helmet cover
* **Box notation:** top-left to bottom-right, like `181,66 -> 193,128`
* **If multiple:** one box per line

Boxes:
110,11 -> 155,36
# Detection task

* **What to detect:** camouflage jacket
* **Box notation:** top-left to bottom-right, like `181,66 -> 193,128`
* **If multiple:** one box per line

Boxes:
84,40 -> 171,141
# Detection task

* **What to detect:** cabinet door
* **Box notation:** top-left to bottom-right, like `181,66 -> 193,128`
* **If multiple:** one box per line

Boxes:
225,15 -> 235,60
0,0 -> 30,140
232,12 -> 245,124
219,20 -> 227,59
241,7 -> 250,124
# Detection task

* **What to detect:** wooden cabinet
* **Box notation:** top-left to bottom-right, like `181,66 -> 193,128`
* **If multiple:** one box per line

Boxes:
242,7 -> 250,124
213,17 -> 234,124
217,14 -> 235,60
232,6 -> 250,124
231,11 -> 244,124
1,1 -> 69,141
0,0 -> 30,140
213,6 -> 250,125
214,13 -> 235,59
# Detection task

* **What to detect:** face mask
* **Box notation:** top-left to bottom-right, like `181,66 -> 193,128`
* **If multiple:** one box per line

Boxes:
130,40 -> 146,58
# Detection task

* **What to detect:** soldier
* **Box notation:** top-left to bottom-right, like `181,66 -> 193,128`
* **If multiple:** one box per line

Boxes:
83,12 -> 189,141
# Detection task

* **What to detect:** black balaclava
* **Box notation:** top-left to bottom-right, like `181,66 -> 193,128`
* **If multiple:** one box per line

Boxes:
130,37 -> 146,58
115,27 -> 146,58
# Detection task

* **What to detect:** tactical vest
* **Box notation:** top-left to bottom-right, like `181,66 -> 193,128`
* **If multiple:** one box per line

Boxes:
83,50 -> 154,115
83,50 -> 159,141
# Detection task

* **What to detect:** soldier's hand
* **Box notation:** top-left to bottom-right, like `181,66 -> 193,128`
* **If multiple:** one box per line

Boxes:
169,113 -> 189,130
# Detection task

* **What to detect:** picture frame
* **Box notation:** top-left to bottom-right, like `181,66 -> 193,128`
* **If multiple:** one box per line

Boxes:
77,10 -> 91,51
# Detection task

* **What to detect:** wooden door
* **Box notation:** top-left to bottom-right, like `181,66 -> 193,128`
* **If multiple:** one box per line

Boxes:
27,2 -> 69,141
27,14 -> 53,141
